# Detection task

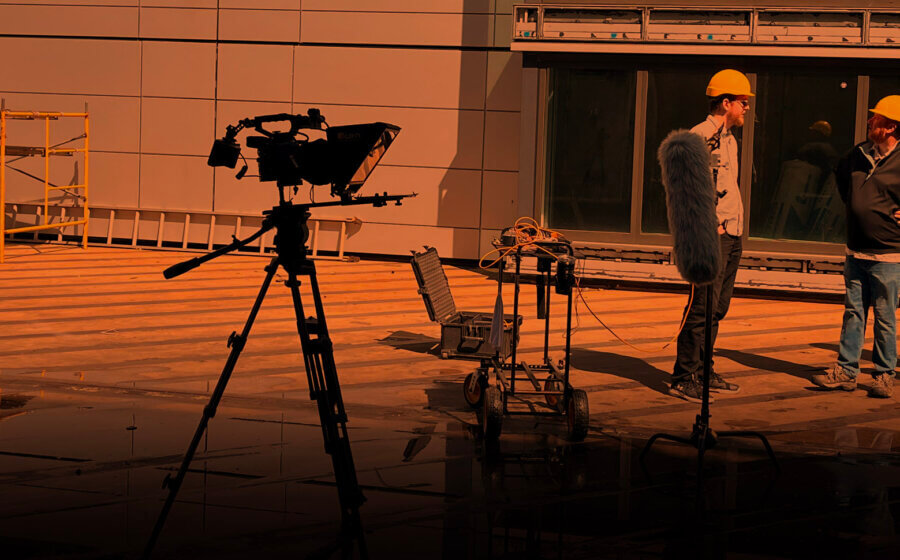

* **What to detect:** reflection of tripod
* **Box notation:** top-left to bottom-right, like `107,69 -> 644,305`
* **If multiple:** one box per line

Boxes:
640,286 -> 779,500
143,193 -> 409,558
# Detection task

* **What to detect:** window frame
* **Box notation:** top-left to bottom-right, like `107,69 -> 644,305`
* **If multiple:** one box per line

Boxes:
533,53 -> 900,257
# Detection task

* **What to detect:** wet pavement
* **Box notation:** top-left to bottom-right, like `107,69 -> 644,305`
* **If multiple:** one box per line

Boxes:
1,243 -> 899,559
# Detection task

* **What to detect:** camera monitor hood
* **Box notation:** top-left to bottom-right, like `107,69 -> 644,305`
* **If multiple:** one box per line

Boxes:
327,122 -> 399,198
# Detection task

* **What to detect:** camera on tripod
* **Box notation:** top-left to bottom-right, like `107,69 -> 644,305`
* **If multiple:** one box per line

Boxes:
207,108 -> 400,201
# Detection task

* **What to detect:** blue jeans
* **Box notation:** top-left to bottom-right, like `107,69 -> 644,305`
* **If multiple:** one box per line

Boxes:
837,256 -> 900,378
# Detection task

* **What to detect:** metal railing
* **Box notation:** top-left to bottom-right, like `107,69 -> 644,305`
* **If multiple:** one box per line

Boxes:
513,5 -> 900,47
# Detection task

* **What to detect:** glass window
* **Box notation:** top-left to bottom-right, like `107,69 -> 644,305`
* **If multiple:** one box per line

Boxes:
545,69 -> 636,232
869,75 -> 900,117
642,69 -> 711,234
749,72 -> 856,243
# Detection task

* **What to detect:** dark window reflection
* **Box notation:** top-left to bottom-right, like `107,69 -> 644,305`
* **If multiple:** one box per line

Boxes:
642,69 -> 710,234
750,73 -> 856,243
869,75 -> 900,117
546,69 -> 636,232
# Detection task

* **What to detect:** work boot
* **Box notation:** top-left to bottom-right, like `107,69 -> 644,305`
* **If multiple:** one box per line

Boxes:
709,371 -> 741,393
869,373 -> 894,399
810,365 -> 857,391
668,375 -> 714,404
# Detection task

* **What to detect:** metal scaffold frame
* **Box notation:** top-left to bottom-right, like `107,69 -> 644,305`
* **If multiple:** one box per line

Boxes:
0,107 -> 90,263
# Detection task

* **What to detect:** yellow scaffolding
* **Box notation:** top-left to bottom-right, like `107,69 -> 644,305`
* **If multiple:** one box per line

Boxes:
1,108 -> 90,263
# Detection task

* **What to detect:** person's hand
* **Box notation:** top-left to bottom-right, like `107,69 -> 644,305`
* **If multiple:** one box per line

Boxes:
717,224 -> 726,235
895,209 -> 900,225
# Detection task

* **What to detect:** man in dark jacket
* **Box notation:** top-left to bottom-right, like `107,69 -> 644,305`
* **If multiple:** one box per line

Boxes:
811,95 -> 900,398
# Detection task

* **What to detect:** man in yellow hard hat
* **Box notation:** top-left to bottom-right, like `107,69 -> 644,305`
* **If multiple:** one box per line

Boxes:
669,69 -> 752,403
812,95 -> 900,399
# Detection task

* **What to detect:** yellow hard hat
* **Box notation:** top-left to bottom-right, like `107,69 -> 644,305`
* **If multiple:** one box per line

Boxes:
706,69 -> 754,98
869,95 -> 900,123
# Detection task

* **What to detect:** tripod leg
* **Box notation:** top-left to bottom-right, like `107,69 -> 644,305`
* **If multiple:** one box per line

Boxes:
143,257 -> 280,559
285,266 -> 366,546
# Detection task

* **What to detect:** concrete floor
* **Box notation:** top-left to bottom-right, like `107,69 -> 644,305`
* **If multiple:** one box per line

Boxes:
0,242 -> 898,559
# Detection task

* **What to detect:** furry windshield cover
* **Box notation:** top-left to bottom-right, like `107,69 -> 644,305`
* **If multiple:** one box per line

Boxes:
657,129 -> 721,286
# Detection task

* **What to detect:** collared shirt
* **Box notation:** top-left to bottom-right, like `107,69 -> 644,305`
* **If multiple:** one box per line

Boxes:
691,115 -> 744,236
868,141 -> 898,166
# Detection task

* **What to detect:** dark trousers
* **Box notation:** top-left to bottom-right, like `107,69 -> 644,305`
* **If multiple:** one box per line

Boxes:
673,233 -> 743,380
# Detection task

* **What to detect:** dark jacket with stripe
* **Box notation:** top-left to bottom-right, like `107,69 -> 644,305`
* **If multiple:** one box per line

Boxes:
835,141 -> 900,253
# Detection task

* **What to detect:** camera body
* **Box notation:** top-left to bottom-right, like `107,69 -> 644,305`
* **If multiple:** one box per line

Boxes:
246,134 -> 330,187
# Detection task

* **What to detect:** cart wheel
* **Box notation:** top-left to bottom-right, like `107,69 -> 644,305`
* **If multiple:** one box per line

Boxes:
482,387 -> 503,440
566,389 -> 589,442
543,377 -> 563,410
463,371 -> 486,408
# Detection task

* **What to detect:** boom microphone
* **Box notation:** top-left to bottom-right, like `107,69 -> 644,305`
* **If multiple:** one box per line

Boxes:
658,129 -> 720,286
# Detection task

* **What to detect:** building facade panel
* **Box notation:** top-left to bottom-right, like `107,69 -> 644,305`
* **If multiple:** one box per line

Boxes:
139,154 -> 213,211
220,0 -> 298,8
486,52 -> 523,112
138,7 -> 217,40
141,42 -> 217,100
301,1 -> 490,13
293,46 -> 487,111
218,8 -> 301,43
0,37 -> 141,96
0,1 -> 139,5
140,97 -> 215,156
87,152 -> 141,208
483,111 -> 521,172
217,44 -> 295,103
141,1 -> 216,7
300,11 -> 493,48
480,170 -> 519,229
0,5 -> 138,38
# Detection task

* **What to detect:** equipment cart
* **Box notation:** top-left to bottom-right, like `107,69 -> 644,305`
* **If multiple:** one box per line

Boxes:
464,239 -> 589,441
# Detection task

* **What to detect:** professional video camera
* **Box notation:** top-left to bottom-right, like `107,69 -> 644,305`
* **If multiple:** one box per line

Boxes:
208,108 -> 400,202
147,110 -> 414,556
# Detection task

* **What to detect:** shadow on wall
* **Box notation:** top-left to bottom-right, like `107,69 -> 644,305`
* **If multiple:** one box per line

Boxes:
439,0 -> 520,260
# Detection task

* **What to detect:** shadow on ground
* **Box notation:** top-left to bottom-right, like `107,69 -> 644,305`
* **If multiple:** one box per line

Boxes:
571,348 -> 671,396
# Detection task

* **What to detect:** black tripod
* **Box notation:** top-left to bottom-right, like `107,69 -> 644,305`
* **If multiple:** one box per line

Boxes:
143,192 -> 409,559
640,285 -> 779,500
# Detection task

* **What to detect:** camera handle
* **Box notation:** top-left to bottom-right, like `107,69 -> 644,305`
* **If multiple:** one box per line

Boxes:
237,110 -> 326,139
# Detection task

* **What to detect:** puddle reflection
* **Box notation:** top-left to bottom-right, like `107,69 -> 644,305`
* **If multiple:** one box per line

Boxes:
0,389 -> 897,558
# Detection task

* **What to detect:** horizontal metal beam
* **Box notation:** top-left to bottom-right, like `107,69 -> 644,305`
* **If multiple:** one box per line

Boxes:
512,41 -> 900,58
